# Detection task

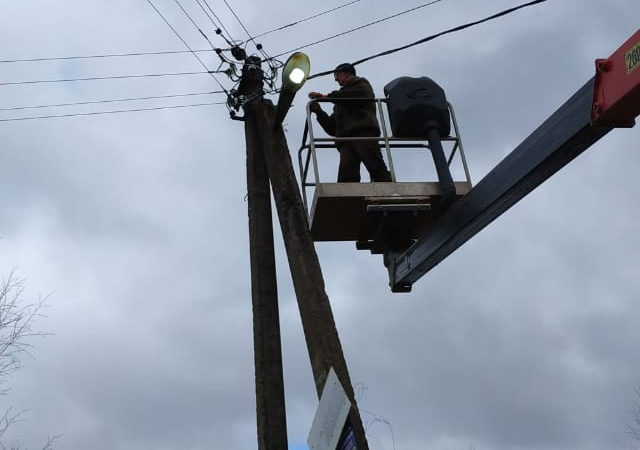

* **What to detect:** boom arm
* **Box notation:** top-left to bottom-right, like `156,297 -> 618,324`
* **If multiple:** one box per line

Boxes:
388,30 -> 640,292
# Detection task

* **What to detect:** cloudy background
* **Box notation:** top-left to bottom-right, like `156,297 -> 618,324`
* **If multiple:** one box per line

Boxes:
1,0 -> 639,449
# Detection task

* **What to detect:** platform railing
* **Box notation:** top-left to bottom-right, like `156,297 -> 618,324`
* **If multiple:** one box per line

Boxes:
297,97 -> 472,215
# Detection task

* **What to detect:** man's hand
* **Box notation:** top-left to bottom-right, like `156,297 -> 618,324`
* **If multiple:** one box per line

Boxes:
309,101 -> 322,114
308,92 -> 327,99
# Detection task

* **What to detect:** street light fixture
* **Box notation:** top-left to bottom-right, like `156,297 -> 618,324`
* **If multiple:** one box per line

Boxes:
274,52 -> 310,126
282,52 -> 310,90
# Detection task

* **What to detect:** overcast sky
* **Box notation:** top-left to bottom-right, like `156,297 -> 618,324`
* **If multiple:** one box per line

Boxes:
1,1 -> 639,449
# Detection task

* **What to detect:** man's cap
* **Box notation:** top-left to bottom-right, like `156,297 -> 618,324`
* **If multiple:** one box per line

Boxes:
333,63 -> 356,75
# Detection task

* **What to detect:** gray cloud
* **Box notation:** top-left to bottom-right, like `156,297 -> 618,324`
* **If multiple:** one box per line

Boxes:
1,1 -> 639,449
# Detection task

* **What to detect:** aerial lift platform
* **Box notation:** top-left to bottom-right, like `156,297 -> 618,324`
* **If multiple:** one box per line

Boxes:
298,82 -> 471,255
298,30 -> 640,292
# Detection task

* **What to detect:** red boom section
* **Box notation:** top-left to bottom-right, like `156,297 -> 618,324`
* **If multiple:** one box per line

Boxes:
592,29 -> 640,127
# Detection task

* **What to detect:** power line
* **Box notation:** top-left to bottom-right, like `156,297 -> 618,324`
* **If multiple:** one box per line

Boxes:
0,4 -> 256,72
193,0 -> 231,44
219,0 -> 279,81
0,0 -> 438,69
0,101 -> 226,122
309,0 -> 550,79
200,0 -> 235,42
145,0 -> 229,93
0,3 -> 360,65
252,0 -> 362,40
172,0 -> 217,49
221,0 -> 256,45
0,91 -> 225,111
172,0 -> 238,74
0,70 -> 222,86
197,0 -> 236,44
177,0 -> 268,101
193,0 -> 220,31
0,49 -> 216,64
271,0 -> 446,59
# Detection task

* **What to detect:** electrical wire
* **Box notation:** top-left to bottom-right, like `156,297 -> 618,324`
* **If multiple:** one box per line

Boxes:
308,0 -> 550,79
0,91 -> 225,111
193,0 -> 232,46
172,0 -> 216,49
0,101 -> 227,122
200,0 -> 235,42
193,0 -> 220,30
271,0 -> 445,59
219,0 -> 276,64
0,49 -> 217,64
0,70 -> 223,86
0,2 -> 359,64
251,0 -> 362,40
218,0 -> 281,91
0,0 -> 391,66
221,0 -> 256,46
174,0 -> 240,76
145,0 -> 229,93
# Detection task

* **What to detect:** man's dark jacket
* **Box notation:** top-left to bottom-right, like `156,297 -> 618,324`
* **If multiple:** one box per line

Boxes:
314,76 -> 381,138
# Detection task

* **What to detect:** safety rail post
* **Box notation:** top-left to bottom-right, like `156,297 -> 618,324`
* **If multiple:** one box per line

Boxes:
297,121 -> 311,214
448,102 -> 473,185
444,103 -> 459,166
306,101 -> 322,188
377,99 -> 397,182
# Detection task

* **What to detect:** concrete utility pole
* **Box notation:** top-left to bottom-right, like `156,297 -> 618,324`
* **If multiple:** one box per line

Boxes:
241,57 -> 288,450
237,53 -> 369,449
250,98 -> 369,450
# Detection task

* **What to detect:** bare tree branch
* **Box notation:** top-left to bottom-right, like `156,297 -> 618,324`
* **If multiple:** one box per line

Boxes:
628,386 -> 640,446
0,272 -> 49,381
0,271 -> 55,449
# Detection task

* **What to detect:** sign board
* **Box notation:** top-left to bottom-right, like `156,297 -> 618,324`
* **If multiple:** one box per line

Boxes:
307,368 -> 352,450
338,427 -> 356,450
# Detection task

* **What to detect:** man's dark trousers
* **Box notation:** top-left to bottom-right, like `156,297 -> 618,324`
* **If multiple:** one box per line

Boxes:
337,140 -> 392,182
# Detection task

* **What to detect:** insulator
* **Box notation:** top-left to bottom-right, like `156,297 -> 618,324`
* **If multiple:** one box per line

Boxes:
231,46 -> 247,61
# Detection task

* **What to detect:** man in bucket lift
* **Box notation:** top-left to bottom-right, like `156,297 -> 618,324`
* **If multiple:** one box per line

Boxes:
308,63 -> 392,183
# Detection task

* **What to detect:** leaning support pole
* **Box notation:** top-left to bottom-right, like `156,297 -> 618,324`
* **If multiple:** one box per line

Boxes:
242,64 -> 288,449
254,99 -> 370,450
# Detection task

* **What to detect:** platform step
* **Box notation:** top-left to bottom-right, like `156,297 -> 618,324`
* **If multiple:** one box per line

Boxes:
310,181 -> 470,242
